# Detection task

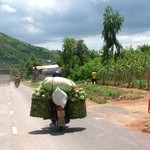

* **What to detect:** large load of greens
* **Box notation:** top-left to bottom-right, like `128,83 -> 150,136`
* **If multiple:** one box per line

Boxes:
30,77 -> 87,120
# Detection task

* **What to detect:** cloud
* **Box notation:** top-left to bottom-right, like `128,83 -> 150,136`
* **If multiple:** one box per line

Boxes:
1,4 -> 17,13
26,25 -> 43,35
119,31 -> 150,48
23,16 -> 34,23
35,37 -> 63,50
0,0 -> 150,50
27,0 -> 56,9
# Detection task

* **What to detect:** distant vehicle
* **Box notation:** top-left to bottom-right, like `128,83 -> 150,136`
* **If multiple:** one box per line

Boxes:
14,76 -> 20,88
0,69 -> 10,85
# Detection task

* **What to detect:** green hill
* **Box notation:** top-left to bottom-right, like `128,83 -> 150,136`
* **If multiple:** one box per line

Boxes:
0,32 -> 60,67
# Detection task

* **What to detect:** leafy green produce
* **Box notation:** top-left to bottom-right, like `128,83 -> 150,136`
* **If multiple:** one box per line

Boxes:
66,100 -> 86,119
30,88 -> 53,119
30,84 -> 87,120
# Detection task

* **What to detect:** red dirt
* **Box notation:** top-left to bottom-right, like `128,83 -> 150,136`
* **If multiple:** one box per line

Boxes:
86,87 -> 150,136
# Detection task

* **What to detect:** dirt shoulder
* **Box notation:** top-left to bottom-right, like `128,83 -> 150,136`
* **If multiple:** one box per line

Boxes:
87,87 -> 150,136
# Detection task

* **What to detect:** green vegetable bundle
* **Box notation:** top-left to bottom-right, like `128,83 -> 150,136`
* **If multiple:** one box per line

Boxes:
66,100 -> 86,119
30,88 -> 53,119
30,83 -> 87,120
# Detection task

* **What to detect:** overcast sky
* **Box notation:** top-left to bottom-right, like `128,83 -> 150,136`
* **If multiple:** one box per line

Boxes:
1,0 -> 150,50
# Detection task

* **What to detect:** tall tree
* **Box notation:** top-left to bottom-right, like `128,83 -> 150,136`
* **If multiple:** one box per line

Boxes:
61,38 -> 76,76
25,53 -> 42,79
102,5 -> 124,63
61,38 -> 90,77
74,40 -> 89,66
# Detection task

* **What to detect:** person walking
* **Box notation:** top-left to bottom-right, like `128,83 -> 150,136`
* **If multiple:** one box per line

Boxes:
91,71 -> 97,84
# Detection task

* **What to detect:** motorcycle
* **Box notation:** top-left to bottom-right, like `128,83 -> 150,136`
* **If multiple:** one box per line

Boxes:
51,103 -> 70,131
14,81 -> 20,88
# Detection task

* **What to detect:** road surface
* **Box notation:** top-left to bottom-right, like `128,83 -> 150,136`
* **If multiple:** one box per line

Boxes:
0,83 -> 149,150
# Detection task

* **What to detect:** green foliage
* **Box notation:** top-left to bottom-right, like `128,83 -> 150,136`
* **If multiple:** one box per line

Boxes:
130,80 -> 147,89
85,84 -> 125,103
134,76 -> 147,89
25,54 -> 42,78
1,31 -> 150,91
102,5 -> 124,63
129,80 -> 139,88
61,37 -> 100,78
70,57 -> 102,81
0,32 -> 60,79
74,39 -> 89,66
31,82 -> 41,88
97,46 -> 150,90
137,44 -> 150,53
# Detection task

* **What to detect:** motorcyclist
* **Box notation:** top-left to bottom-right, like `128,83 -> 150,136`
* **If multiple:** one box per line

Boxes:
53,70 -> 61,77
14,76 -> 20,87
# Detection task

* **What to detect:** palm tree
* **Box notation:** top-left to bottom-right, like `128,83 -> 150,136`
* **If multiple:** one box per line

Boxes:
102,5 -> 124,63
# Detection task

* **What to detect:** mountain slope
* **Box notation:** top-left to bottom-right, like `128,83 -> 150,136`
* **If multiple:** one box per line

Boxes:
0,32 -> 60,67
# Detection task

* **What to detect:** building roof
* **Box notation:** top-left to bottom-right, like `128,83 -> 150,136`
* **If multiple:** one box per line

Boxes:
35,64 -> 59,70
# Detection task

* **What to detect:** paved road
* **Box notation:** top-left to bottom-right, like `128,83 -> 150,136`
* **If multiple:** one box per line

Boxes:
0,83 -> 149,150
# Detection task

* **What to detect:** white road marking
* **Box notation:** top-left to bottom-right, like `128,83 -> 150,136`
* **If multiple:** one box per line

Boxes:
94,117 -> 101,120
10,111 -> 14,115
8,102 -> 11,105
12,126 -> 17,134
